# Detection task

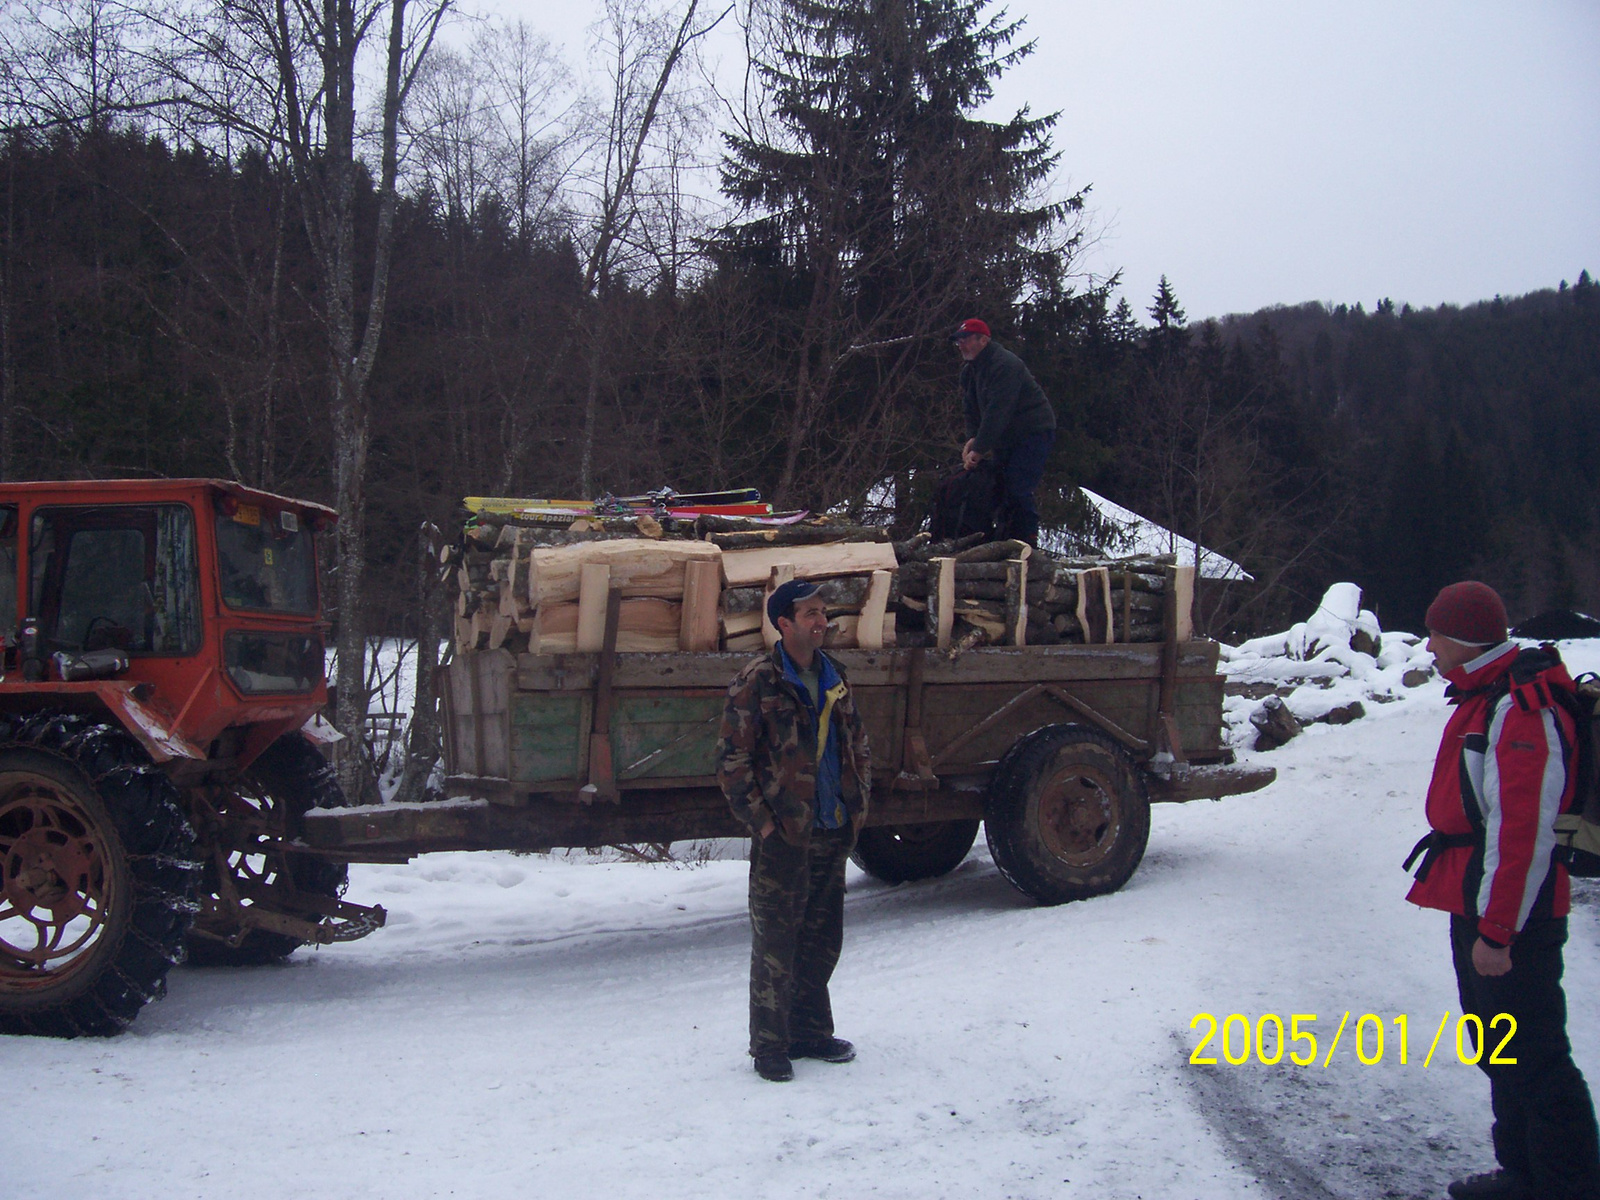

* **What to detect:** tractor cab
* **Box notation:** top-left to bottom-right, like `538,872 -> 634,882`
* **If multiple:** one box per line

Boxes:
0,479 -> 336,769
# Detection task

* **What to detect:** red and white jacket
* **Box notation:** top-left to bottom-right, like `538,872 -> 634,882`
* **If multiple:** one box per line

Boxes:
1407,642 -> 1577,943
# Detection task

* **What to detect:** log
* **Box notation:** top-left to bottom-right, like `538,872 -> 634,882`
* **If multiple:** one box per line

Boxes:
725,630 -> 765,653
721,541 -> 897,588
897,532 -> 986,562
953,539 -> 1032,564
679,557 -> 721,652
525,538 -> 722,606
721,585 -> 764,615
721,610 -> 763,637
824,614 -> 860,648
706,525 -> 890,550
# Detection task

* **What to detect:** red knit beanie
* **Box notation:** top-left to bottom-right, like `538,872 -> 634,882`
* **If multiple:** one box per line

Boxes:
1424,581 -> 1507,645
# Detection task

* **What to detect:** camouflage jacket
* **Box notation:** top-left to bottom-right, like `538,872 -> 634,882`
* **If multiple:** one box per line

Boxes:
717,645 -> 871,844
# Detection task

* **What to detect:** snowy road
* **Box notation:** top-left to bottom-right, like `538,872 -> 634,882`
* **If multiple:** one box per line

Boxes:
10,693 -> 1599,1200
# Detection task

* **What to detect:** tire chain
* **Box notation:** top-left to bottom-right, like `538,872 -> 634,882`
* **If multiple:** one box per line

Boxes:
0,711 -> 202,1036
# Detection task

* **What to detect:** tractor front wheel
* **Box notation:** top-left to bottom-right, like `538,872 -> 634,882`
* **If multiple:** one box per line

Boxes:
186,735 -> 349,967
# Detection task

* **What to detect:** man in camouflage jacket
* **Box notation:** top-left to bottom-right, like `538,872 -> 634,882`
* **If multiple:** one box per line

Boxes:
718,579 -> 871,1081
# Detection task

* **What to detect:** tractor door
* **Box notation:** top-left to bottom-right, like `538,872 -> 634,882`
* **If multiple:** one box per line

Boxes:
28,504 -> 201,657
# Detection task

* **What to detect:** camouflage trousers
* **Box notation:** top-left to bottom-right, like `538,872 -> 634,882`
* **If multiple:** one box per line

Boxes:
748,825 -> 853,1058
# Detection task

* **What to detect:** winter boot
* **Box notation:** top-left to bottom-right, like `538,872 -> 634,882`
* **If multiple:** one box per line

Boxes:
753,1053 -> 793,1082
790,1037 -> 856,1063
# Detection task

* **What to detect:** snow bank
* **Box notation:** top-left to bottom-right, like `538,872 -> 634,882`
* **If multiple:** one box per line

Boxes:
1221,584 -> 1438,750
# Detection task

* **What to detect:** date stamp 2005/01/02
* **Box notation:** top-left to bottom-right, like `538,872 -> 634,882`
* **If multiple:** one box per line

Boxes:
1189,1012 -> 1516,1068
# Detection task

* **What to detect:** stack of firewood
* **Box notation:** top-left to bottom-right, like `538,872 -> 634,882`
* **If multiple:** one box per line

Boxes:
888,533 -> 1190,653
445,515 -> 899,656
446,511 -> 1192,657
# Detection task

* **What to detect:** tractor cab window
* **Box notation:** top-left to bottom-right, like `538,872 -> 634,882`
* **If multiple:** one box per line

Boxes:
29,505 -> 201,656
215,502 -> 317,615
0,506 -> 16,634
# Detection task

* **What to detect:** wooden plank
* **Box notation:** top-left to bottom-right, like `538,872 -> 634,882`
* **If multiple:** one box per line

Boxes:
761,563 -> 794,650
509,691 -> 588,782
609,693 -> 725,780
857,569 -> 890,651
933,557 -> 955,650
576,562 -> 611,653
1076,567 -> 1112,645
1173,564 -> 1196,642
1007,558 -> 1027,647
514,641 -> 1222,691
679,557 -> 721,652
722,541 -> 898,588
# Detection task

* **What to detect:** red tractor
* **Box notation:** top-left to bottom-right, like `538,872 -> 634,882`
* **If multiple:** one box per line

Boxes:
0,479 -> 384,1037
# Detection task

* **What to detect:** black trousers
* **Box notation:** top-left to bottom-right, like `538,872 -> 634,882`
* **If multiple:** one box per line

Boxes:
747,825 -> 852,1057
995,429 -> 1055,547
1451,915 -> 1600,1197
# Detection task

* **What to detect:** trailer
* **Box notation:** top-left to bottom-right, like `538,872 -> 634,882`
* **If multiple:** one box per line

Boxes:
304,598 -> 1274,904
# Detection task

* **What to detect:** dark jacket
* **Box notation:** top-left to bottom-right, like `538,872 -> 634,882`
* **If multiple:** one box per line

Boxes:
717,645 -> 871,845
960,340 -> 1056,456
1407,642 -> 1578,943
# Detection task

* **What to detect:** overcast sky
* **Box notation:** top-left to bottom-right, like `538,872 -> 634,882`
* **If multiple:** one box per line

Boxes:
491,0 -> 1599,320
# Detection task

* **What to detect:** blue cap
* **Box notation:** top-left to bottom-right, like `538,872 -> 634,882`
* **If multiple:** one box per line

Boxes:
767,579 -> 822,628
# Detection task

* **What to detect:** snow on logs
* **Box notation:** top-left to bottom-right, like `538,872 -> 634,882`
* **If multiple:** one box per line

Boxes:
447,515 -> 1194,657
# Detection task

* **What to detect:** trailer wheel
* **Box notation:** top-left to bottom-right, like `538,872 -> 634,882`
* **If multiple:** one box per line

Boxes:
984,724 -> 1149,906
186,735 -> 348,967
851,819 -> 979,884
0,715 -> 199,1037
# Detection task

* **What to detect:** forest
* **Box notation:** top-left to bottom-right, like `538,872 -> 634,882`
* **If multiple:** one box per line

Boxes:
1,0 -> 1596,789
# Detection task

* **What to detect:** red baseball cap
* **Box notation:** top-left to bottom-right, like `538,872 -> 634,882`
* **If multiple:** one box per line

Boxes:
949,318 -> 990,341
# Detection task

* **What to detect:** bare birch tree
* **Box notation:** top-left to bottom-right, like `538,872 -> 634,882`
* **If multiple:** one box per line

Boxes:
168,0 -> 451,801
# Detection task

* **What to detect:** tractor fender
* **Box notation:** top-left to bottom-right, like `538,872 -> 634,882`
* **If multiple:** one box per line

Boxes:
0,681 -> 207,762
93,685 -> 208,761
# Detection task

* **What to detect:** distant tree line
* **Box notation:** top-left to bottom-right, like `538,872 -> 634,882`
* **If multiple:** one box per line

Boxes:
0,0 -> 1594,790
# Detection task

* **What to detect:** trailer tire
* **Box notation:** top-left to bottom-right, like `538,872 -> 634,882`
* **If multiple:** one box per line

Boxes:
186,735 -> 348,967
984,724 -> 1149,905
851,819 -> 979,884
0,713 -> 199,1037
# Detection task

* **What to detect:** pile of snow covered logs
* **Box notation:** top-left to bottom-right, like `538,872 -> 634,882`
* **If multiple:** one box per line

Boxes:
447,516 -> 1193,656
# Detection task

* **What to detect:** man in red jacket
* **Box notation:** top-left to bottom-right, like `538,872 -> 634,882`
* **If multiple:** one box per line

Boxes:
1408,582 -> 1600,1200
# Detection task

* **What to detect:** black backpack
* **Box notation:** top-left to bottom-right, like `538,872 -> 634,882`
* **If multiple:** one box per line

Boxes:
928,461 -> 1000,541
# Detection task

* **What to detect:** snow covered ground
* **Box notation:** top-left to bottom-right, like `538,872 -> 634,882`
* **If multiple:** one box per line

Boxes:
10,661 -> 1600,1200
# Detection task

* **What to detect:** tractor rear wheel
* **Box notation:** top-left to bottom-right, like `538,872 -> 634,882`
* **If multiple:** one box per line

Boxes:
186,735 -> 349,967
984,724 -> 1150,906
0,714 -> 199,1037
851,820 -> 980,884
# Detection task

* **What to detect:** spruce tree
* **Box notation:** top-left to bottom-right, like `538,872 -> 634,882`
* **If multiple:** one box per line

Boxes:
709,0 -> 1083,507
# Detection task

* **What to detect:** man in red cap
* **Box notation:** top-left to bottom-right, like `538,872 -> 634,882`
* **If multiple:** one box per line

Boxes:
950,318 -> 1056,546
1407,581 -> 1600,1200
